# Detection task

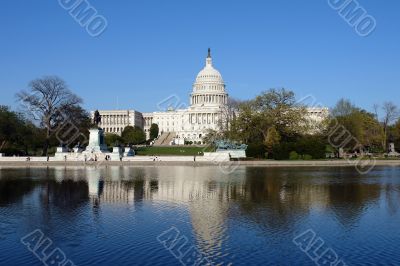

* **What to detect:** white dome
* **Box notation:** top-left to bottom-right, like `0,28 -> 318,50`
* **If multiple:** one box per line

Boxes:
193,49 -> 225,92
195,61 -> 224,84
190,49 -> 228,107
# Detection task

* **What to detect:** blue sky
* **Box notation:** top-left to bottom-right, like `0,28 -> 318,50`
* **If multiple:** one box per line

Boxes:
0,0 -> 399,113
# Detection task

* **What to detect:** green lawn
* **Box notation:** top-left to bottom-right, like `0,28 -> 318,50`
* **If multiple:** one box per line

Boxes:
136,146 -> 215,156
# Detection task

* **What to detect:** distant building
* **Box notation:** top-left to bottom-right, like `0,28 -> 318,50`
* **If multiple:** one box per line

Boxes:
92,110 -> 143,136
306,107 -> 329,134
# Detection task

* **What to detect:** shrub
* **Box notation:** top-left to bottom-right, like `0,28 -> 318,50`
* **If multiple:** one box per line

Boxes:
289,151 -> 299,160
246,143 -> 266,159
303,154 -> 313,160
272,137 -> 325,160
272,142 -> 294,160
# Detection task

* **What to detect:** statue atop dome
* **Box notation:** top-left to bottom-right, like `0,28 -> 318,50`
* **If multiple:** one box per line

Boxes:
207,48 -> 211,58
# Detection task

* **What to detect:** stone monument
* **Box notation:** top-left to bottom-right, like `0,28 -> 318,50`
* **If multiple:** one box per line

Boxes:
388,142 -> 399,157
338,148 -> 345,159
124,146 -> 135,157
54,143 -> 68,160
212,140 -> 248,159
110,146 -> 123,161
84,110 -> 108,153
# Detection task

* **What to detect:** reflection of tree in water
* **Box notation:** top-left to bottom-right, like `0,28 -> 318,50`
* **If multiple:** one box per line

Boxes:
133,178 -> 145,202
0,177 -> 36,205
0,167 -> 42,205
383,184 -> 400,216
327,183 -> 380,225
149,180 -> 158,192
234,167 -> 382,229
44,179 -> 89,208
232,168 -> 315,231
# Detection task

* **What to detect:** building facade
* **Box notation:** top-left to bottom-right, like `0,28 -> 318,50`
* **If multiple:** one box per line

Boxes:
93,110 -> 143,135
93,50 -> 329,142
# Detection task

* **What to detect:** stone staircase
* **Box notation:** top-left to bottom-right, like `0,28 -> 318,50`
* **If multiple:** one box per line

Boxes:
163,132 -> 176,145
153,132 -> 176,146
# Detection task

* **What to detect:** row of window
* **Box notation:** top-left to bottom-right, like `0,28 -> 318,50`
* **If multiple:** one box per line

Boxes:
198,75 -> 220,79
196,85 -> 224,90
101,115 -> 130,125
159,125 -> 210,132
104,127 -> 124,133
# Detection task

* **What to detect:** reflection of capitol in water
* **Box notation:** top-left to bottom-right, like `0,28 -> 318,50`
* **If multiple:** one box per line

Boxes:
85,166 -> 245,204
85,166 -> 238,260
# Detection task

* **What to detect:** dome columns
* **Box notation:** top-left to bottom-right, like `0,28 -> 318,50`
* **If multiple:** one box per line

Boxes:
191,93 -> 228,106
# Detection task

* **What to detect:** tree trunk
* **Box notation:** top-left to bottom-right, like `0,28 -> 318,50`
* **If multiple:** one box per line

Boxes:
42,138 -> 49,156
42,126 -> 51,156
383,125 -> 388,152
0,140 -> 7,151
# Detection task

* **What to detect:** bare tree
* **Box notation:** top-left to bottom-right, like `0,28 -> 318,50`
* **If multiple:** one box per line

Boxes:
16,76 -> 82,155
382,102 -> 399,150
372,103 -> 379,120
218,97 -> 242,139
331,98 -> 358,117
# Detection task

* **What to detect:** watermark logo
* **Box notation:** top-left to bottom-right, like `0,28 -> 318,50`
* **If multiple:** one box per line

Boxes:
328,0 -> 376,37
21,229 -> 75,266
58,0 -> 108,37
157,94 -> 188,112
157,227 -> 214,266
296,94 -> 376,175
293,229 -> 347,266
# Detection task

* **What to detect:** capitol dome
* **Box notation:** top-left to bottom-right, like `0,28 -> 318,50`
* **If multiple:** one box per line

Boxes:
191,49 -> 228,107
194,48 -> 225,88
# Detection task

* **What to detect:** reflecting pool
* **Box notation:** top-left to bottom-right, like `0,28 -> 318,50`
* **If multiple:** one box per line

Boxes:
1,166 -> 400,265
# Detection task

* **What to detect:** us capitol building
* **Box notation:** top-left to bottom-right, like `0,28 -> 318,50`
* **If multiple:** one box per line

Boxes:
95,49 -> 328,145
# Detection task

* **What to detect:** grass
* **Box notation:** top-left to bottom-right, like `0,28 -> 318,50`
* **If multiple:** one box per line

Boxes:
135,146 -> 215,156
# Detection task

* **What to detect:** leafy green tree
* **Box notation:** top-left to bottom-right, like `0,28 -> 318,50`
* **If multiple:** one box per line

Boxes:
252,88 -> 308,137
0,106 -> 20,150
360,111 -> 385,152
264,126 -> 281,157
0,106 -> 44,155
229,88 -> 307,154
105,133 -> 123,148
149,123 -> 159,140
230,101 -> 261,143
122,126 -> 146,145
327,100 -> 384,152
